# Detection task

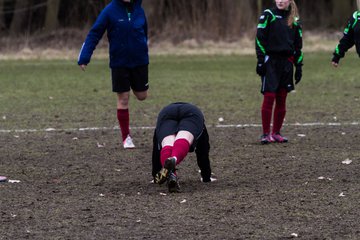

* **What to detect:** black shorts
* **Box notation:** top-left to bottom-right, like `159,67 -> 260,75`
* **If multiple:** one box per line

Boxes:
261,56 -> 294,94
111,64 -> 149,93
155,103 -> 205,145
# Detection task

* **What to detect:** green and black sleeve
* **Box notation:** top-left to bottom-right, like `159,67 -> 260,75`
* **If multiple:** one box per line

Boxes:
333,11 -> 359,63
255,10 -> 274,63
293,20 -> 303,66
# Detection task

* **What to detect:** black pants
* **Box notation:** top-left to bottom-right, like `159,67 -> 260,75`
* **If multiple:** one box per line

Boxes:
155,102 -> 204,145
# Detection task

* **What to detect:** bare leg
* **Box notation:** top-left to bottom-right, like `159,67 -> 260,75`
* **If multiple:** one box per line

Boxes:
117,92 -> 130,109
175,130 -> 194,145
133,90 -> 147,101
161,135 -> 176,147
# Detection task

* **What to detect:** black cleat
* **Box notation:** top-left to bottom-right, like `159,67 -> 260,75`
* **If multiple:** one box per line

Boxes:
167,172 -> 180,193
154,157 -> 176,185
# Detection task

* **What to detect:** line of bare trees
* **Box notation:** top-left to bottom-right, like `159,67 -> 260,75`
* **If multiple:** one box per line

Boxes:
0,0 -> 358,42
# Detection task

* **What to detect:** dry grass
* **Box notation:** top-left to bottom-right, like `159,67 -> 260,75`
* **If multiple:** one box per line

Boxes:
0,31 -> 349,60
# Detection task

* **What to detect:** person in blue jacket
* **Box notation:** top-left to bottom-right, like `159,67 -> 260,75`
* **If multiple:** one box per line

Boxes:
78,0 -> 149,149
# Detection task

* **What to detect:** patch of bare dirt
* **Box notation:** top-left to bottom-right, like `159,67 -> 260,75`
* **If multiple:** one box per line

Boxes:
0,126 -> 359,239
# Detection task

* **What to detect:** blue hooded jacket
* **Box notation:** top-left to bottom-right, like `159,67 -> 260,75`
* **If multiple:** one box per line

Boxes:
78,0 -> 148,68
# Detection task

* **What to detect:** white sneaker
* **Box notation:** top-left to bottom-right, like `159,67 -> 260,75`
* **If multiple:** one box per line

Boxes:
123,135 -> 135,149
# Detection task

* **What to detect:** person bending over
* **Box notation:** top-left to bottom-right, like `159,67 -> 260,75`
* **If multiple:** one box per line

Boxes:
151,102 -> 213,193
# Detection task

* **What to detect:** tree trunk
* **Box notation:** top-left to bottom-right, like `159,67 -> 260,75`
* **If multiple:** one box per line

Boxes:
0,0 -> 5,32
44,0 -> 60,33
332,0 -> 353,28
9,0 -> 29,36
141,0 -> 153,15
257,0 -> 263,16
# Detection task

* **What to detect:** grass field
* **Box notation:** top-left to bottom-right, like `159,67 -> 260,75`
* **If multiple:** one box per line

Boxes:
0,52 -> 359,131
0,52 -> 360,239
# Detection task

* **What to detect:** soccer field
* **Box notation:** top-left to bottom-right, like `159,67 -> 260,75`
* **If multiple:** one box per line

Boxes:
0,52 -> 359,130
0,53 -> 359,239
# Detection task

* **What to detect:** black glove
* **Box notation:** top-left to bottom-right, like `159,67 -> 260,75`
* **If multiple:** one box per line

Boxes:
256,62 -> 266,76
332,54 -> 340,64
295,65 -> 302,84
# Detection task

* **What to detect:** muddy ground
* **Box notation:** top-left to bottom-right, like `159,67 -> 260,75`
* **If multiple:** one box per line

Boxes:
0,125 -> 359,239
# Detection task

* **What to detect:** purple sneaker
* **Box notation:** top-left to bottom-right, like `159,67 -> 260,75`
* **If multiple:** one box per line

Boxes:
272,132 -> 288,143
260,134 -> 274,144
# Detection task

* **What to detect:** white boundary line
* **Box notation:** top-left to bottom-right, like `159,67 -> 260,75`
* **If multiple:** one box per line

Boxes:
216,121 -> 360,128
0,122 -> 359,134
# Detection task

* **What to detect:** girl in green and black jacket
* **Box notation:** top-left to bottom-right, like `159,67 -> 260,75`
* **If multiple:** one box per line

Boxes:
255,0 -> 303,144
332,1 -> 360,67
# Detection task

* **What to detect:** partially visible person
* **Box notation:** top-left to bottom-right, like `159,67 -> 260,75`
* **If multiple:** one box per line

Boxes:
78,0 -> 149,149
255,0 -> 303,144
152,102 -> 214,193
332,0 -> 360,67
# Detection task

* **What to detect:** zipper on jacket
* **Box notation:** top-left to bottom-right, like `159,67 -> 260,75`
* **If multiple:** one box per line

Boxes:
125,0 -> 133,21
